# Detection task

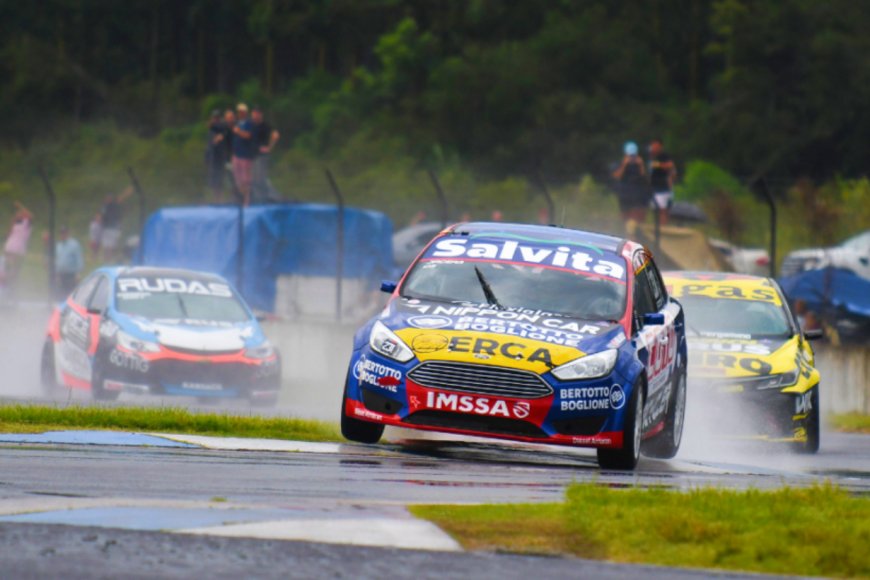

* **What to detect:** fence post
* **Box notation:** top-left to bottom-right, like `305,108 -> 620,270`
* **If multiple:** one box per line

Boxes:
325,168 -> 345,323
427,169 -> 450,228
38,165 -> 57,300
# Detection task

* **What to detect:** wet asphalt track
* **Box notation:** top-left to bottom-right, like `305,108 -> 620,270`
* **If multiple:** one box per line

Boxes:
0,430 -> 868,578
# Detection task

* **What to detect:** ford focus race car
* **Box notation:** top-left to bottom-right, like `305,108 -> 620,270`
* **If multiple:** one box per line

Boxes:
662,271 -> 821,452
341,223 -> 687,469
41,267 -> 281,404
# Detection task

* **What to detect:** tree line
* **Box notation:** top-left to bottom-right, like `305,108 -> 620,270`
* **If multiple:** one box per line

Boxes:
3,0 -> 870,185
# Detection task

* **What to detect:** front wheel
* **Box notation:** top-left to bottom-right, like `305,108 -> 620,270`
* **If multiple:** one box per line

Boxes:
340,385 -> 384,444
644,369 -> 687,459
793,387 -> 820,454
90,359 -> 120,402
597,382 -> 644,470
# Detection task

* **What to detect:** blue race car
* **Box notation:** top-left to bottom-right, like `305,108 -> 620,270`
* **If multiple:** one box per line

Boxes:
41,266 -> 281,404
341,223 -> 687,469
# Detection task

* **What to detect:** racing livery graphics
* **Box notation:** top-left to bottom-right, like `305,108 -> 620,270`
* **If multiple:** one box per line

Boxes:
341,223 -> 688,470
663,271 -> 822,452
42,266 -> 281,405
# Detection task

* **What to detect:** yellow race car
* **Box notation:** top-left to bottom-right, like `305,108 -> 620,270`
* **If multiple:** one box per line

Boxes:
662,271 -> 822,452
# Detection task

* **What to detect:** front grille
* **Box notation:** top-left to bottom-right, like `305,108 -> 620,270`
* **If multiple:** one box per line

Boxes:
405,410 -> 548,439
408,361 -> 552,399
162,345 -> 244,357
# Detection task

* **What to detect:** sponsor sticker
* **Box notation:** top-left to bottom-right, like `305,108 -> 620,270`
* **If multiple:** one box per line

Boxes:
109,349 -> 150,373
407,315 -> 453,329
559,384 -> 625,411
424,391 -> 531,419
411,334 -> 449,354
117,277 -> 233,298
353,355 -> 403,393
795,391 -> 813,415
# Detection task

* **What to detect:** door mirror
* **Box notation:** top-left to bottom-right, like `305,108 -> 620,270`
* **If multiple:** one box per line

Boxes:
804,328 -> 824,341
87,307 -> 103,316
380,280 -> 397,294
642,312 -> 665,326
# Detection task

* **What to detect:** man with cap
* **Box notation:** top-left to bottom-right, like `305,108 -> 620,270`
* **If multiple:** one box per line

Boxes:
612,141 -> 650,224
55,225 -> 84,299
231,103 -> 255,205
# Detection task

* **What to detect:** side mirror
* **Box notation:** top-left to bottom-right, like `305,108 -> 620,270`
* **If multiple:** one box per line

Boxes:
380,280 -> 397,294
87,307 -> 103,316
642,312 -> 665,326
804,328 -> 824,341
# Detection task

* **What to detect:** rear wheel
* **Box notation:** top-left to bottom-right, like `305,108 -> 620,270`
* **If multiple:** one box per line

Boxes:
644,369 -> 687,459
793,387 -> 820,454
40,340 -> 64,397
340,384 -> 384,444
597,382 -> 644,470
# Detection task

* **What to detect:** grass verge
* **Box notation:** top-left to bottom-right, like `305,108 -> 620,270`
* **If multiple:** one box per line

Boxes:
830,412 -> 870,434
0,404 -> 341,442
411,484 -> 870,578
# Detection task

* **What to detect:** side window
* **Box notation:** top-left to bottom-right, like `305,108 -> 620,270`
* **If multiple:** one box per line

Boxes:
71,275 -> 99,306
645,260 -> 666,311
633,271 -> 656,317
88,277 -> 110,313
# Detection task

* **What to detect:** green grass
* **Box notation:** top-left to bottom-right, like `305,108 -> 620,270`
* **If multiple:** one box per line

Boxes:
830,413 -> 870,434
412,484 -> 870,578
0,404 -> 341,442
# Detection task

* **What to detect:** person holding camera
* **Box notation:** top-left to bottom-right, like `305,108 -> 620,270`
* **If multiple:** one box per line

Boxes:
612,141 -> 650,223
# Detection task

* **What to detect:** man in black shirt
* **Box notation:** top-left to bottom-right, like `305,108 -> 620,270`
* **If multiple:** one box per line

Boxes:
251,106 -> 281,201
612,141 -> 650,224
648,139 -> 677,225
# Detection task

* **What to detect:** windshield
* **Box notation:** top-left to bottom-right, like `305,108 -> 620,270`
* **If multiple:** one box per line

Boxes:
402,260 -> 626,320
679,295 -> 792,338
114,277 -> 251,323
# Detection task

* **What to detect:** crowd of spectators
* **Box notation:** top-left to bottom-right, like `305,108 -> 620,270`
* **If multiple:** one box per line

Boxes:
206,103 -> 280,205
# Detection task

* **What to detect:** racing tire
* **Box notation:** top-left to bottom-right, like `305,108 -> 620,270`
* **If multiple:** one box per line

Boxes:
340,384 -> 384,444
40,341 -> 65,398
90,359 -> 120,402
643,368 -> 687,459
597,382 -> 644,470
793,387 -> 820,454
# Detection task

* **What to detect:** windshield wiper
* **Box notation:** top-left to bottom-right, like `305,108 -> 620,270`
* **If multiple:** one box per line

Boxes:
174,293 -> 189,318
474,266 -> 503,310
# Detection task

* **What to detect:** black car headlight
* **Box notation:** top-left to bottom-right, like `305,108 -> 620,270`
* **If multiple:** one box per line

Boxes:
753,369 -> 799,390
369,321 -> 414,363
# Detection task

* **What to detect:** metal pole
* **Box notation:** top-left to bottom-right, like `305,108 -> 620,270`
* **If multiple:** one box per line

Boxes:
127,167 -> 147,261
752,178 -> 777,278
38,165 -> 57,301
325,168 -> 345,323
427,169 -> 449,228
534,172 -> 556,225
654,206 -> 661,256
227,166 -> 246,294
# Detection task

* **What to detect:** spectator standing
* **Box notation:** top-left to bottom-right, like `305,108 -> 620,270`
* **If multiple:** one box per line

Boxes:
205,109 -> 229,202
100,186 -> 134,262
231,103 -> 255,205
612,141 -> 650,224
55,225 -> 84,298
3,201 -> 33,292
88,212 -> 102,259
251,106 -> 281,201
648,138 -> 677,225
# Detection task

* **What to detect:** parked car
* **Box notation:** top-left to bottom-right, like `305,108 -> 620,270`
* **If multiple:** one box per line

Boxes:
780,230 -> 870,279
708,238 -> 771,276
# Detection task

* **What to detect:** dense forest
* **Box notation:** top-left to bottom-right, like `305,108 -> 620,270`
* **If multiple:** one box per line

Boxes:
0,0 -> 867,269
5,0 -> 870,182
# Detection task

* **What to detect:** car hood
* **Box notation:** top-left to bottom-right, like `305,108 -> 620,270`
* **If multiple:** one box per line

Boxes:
122,317 -> 262,351
381,297 -> 624,373
686,334 -> 797,379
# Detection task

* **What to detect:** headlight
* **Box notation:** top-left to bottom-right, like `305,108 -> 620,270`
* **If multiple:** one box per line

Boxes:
245,341 -> 276,359
552,349 -> 618,381
369,321 -> 414,363
117,331 -> 160,353
753,369 -> 799,390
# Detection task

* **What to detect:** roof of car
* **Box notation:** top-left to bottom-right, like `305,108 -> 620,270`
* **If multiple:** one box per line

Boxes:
103,265 -> 227,282
446,222 -> 626,253
662,270 -> 772,284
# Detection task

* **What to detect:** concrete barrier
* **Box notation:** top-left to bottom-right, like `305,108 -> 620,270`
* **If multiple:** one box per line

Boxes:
815,344 -> 870,414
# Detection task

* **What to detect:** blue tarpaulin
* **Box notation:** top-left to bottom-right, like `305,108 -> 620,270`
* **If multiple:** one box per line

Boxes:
779,267 -> 870,319
138,204 -> 393,312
